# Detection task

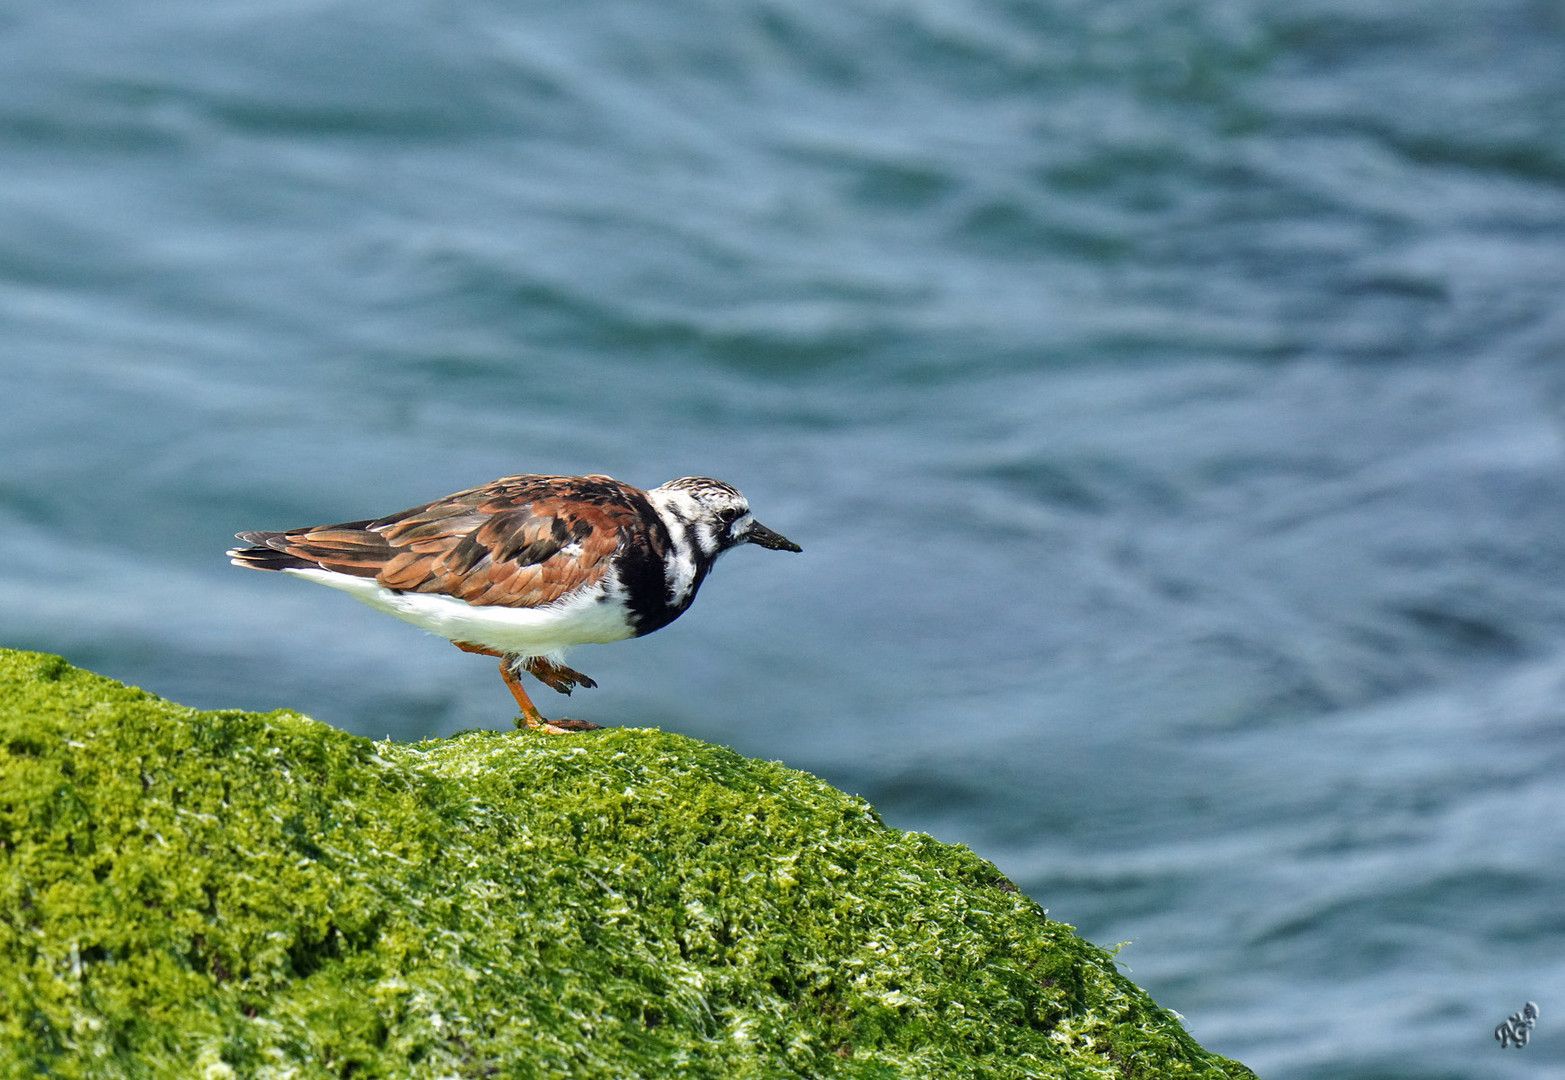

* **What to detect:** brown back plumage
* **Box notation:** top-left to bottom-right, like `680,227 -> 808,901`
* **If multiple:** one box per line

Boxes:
230,474 -> 668,608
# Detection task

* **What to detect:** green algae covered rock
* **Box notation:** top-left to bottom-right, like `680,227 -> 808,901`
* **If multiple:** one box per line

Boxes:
0,648 -> 1256,1079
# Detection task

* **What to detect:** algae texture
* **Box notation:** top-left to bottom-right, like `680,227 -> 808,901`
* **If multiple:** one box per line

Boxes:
0,648 -> 1256,1079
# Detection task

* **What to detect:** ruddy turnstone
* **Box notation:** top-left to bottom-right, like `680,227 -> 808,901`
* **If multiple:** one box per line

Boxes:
228,474 -> 801,733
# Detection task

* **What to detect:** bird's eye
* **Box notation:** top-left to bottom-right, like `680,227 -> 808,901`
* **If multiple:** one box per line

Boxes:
716,507 -> 742,525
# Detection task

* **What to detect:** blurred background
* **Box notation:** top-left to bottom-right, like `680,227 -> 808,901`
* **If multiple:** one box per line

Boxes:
3,0 -> 1564,1075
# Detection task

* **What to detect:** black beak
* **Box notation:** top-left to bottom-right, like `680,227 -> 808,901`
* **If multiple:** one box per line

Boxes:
743,520 -> 802,552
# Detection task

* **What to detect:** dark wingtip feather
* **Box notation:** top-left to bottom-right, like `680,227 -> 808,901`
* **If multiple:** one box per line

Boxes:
234,530 -> 278,545
228,544 -> 317,572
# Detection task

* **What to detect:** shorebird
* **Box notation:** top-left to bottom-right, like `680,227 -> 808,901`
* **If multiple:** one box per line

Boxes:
229,473 -> 801,732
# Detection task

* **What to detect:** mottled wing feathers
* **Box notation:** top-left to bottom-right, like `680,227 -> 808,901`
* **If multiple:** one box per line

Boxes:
231,475 -> 666,609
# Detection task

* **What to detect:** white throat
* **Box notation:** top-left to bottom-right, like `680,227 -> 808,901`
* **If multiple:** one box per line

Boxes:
646,488 -> 713,609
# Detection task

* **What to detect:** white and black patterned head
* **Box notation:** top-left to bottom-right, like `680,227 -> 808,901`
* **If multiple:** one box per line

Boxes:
649,477 -> 801,560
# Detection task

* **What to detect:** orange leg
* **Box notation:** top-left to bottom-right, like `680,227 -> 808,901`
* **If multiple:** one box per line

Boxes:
453,641 -> 602,733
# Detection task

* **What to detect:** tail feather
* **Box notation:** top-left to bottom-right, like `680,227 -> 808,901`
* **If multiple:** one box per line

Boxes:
228,521 -> 389,577
228,535 -> 317,572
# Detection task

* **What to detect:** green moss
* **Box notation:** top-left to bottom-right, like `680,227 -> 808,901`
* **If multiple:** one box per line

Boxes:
0,649 -> 1255,1079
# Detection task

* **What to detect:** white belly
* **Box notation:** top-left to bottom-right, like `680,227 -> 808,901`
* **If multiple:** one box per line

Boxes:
284,568 -> 636,657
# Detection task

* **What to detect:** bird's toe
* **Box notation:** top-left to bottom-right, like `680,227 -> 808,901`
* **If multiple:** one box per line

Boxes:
519,715 -> 604,734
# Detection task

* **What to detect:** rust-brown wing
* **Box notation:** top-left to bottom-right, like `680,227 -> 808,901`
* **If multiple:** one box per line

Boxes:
235,474 -> 663,608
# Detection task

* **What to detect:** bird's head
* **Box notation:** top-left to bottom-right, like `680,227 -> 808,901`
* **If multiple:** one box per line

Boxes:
649,477 -> 802,560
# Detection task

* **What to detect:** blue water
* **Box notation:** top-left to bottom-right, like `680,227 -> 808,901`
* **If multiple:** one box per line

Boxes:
4,1 -> 1565,1075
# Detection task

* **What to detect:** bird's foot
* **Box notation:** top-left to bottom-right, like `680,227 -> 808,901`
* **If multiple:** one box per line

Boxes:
517,714 -> 605,734
522,656 -> 599,695
473,647 -> 604,733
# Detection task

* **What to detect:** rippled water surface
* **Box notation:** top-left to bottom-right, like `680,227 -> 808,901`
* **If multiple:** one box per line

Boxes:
5,1 -> 1565,1075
